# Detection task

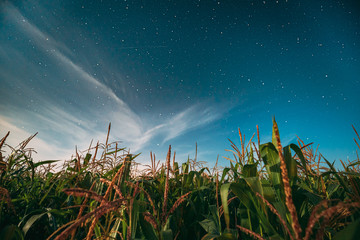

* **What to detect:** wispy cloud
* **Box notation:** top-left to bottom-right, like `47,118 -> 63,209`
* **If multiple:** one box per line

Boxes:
0,116 -> 74,161
0,2 -> 227,163
4,3 -> 127,108
128,103 -> 224,151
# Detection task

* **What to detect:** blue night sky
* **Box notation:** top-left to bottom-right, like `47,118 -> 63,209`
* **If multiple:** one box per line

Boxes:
0,0 -> 359,166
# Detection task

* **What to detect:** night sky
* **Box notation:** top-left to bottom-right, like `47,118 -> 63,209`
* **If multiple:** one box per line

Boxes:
1,0 -> 359,166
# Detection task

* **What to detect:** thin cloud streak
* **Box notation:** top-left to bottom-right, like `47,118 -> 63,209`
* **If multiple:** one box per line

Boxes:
129,104 -> 224,152
0,3 -> 228,162
0,116 -> 74,162
5,3 -> 128,109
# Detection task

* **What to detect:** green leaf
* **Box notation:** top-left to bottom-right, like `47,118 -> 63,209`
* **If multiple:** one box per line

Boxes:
182,159 -> 190,174
220,168 -> 231,183
219,230 -> 237,240
333,219 -> 360,240
323,157 -> 350,194
94,223 -> 101,239
230,181 -> 254,210
283,145 -> 297,183
139,213 -> 158,240
208,204 -> 221,233
230,181 -> 278,236
39,178 -> 59,205
261,179 -> 277,202
109,217 -> 123,239
289,144 -> 308,177
131,199 -> 140,239
242,163 -> 258,178
220,183 -> 231,229
0,225 -> 24,240
260,143 -> 282,199
105,147 -> 126,155
201,233 -> 221,240
326,183 -> 340,198
84,153 -> 92,165
347,161 -> 360,168
302,190 -> 322,206
244,177 -> 263,197
160,229 -> 173,240
186,171 -> 196,187
272,117 -> 279,149
173,162 -> 179,178
199,219 -> 218,234
32,160 -> 59,168
21,212 -> 48,236
336,171 -> 360,178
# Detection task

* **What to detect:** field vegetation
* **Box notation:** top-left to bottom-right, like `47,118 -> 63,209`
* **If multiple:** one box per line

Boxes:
1,119 -> 360,239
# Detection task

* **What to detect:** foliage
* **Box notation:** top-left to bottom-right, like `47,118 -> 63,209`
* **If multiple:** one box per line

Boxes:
0,120 -> 360,239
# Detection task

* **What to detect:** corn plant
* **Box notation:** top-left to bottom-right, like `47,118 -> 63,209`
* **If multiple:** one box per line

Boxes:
1,120 -> 360,240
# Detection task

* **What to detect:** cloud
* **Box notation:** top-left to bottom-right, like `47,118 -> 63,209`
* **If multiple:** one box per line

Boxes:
0,2 -> 227,163
2,3 -> 73,57
126,103 -> 224,152
0,116 -> 74,162
4,3 -> 127,108
162,104 -> 222,142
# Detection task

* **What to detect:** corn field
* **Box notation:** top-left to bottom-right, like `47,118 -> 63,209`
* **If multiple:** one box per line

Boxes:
1,119 -> 360,240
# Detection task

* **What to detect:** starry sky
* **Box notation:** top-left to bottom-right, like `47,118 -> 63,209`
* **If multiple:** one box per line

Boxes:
0,0 -> 359,166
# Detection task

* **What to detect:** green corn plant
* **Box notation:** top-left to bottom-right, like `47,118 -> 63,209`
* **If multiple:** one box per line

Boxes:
221,119 -> 360,240
2,120 -> 360,239
0,131 -> 67,240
